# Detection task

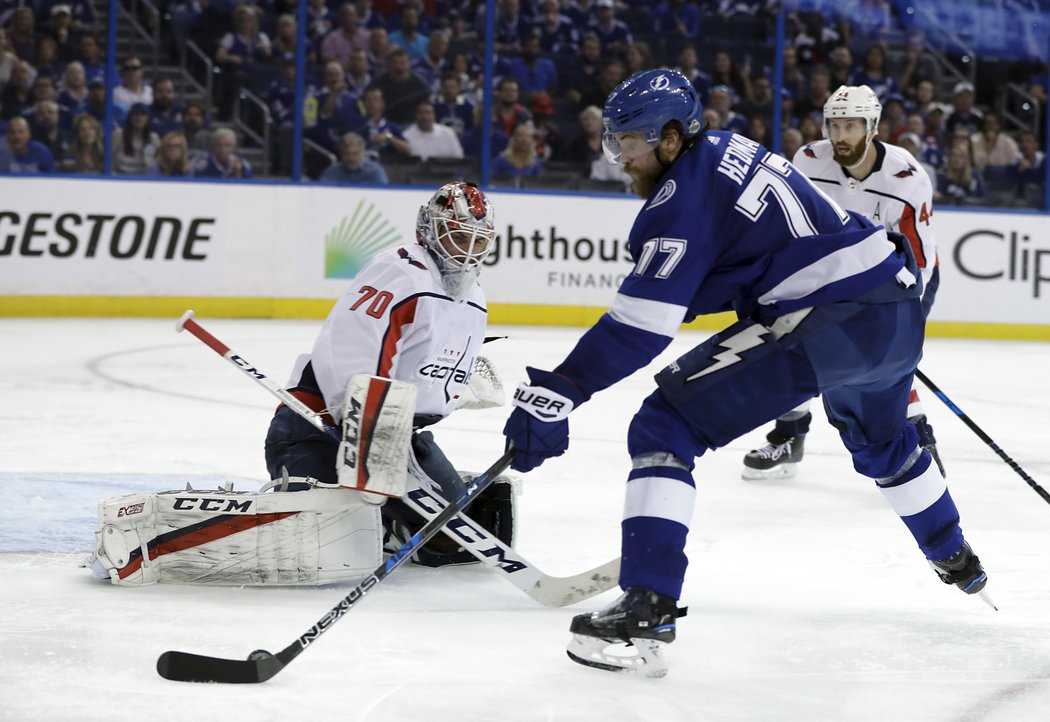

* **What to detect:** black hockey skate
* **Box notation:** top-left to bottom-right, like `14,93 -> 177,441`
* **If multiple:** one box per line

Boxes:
742,430 -> 806,480
566,588 -> 686,678
910,414 -> 946,477
930,541 -> 994,608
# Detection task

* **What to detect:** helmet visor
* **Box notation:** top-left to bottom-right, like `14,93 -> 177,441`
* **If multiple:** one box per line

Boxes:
601,127 -> 660,165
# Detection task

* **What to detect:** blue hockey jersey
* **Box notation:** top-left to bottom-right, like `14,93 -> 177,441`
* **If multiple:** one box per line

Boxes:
555,131 -> 916,399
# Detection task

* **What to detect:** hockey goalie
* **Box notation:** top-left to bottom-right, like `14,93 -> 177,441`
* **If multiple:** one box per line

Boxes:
86,182 -> 519,587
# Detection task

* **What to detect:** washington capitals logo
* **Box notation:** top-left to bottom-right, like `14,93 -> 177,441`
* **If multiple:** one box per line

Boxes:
895,166 -> 916,178
803,147 -> 816,158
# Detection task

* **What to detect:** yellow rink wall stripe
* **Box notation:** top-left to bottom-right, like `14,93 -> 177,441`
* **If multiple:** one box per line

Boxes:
1,296 -> 1048,341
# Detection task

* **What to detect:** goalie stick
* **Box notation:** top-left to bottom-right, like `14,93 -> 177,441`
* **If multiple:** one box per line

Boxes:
175,310 -> 621,605
157,449 -> 515,684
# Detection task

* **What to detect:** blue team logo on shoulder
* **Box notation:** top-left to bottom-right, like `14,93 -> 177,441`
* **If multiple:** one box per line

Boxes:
646,180 -> 677,210
325,199 -> 402,278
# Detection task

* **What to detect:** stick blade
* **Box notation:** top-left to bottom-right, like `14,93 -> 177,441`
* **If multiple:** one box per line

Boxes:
157,650 -> 283,684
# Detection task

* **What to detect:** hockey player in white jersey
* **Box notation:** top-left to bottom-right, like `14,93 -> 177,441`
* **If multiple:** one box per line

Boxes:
742,84 -> 944,480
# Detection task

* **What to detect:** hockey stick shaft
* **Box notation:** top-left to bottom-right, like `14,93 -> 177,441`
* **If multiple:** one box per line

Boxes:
176,310 -> 326,431
157,448 -> 515,683
915,368 -> 1050,505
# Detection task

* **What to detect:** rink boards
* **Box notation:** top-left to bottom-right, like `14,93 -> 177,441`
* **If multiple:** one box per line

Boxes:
0,176 -> 1047,339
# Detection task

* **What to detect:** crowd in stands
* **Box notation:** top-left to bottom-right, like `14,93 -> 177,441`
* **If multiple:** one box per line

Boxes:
0,0 -> 1046,206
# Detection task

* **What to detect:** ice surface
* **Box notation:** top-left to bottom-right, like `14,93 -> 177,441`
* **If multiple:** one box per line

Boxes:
2,318 -> 1049,721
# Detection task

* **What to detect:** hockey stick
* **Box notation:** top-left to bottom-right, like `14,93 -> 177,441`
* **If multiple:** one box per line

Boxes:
915,368 -> 1050,506
157,449 -> 515,683
176,310 -> 326,431
175,310 -> 621,605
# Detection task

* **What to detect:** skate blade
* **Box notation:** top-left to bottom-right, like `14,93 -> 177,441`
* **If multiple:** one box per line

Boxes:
741,463 -> 798,481
977,588 -> 998,611
566,634 -> 668,678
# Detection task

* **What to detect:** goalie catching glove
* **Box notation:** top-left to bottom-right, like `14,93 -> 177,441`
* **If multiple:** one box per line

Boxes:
503,367 -> 585,472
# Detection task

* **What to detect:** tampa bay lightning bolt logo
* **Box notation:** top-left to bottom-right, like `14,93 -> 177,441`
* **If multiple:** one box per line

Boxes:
646,179 -> 677,210
649,74 -> 671,91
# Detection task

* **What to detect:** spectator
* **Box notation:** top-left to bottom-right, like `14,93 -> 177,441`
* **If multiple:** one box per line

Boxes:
412,29 -> 449,96
113,56 -> 152,109
45,4 -> 78,64
84,78 -> 126,129
945,82 -> 983,138
780,45 -> 806,102
624,41 -> 654,76
346,47 -> 372,97
710,50 -> 750,106
149,78 -> 184,137
388,5 -> 428,63
1,59 -> 33,120
491,76 -> 532,144
925,103 -> 949,153
322,3 -> 369,69
530,91 -> 561,160
366,27 -> 390,77
193,127 -> 253,179
434,71 -> 474,139
912,79 -> 937,118
849,44 -> 900,102
564,103 -> 603,172
494,0 -> 531,57
4,116 -> 56,172
214,6 -> 272,119
780,126 -> 803,160
903,111 -> 943,170
0,27 -> 16,88
372,47 -> 430,125
39,0 -> 95,33
508,31 -> 557,102
320,130 -> 389,184
652,0 -> 701,40
559,32 -> 602,108
57,60 -> 88,118
880,94 -> 906,143
305,60 -> 363,152
708,85 -> 749,135
937,143 -> 984,203
112,103 -> 158,174
7,7 -> 36,64
969,111 -> 1020,174
675,45 -> 710,103
826,45 -> 852,92
746,115 -> 770,147
1015,130 -> 1046,189
587,0 -> 632,58
895,35 -> 939,99
272,13 -> 315,69
354,0 -> 386,31
181,100 -> 209,162
578,59 -> 624,110
306,0 -> 335,45
794,64 -> 831,124
403,100 -> 463,160
492,121 -> 542,178
446,8 -> 478,58
20,74 -> 58,127
34,35 -> 62,81
897,131 -> 937,185
76,33 -> 103,84
535,0 -> 579,55
793,11 -> 840,67
61,112 -> 102,173
147,130 -> 191,177
28,99 -> 66,161
358,85 -> 412,160
738,73 -> 775,127
701,107 -> 721,130
799,113 -> 822,144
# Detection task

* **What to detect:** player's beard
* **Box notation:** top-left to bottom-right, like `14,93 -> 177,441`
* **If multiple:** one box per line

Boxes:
629,150 -> 675,199
833,136 -> 867,168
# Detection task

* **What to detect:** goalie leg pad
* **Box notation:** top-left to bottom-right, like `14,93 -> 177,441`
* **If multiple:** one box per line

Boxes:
89,483 -> 382,586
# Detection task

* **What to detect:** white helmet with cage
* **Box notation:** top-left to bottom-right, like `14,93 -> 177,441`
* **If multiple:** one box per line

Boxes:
823,84 -> 882,136
416,182 -> 496,301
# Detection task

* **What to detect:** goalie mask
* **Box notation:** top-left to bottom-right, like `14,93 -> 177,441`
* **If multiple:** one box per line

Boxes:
416,182 -> 496,301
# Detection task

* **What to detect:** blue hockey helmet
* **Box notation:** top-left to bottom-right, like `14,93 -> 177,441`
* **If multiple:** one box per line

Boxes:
602,69 -> 704,164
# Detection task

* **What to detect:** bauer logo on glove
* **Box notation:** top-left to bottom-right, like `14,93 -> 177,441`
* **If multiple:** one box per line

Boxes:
512,384 -> 574,421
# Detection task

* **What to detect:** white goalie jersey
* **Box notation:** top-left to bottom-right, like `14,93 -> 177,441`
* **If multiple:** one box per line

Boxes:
793,139 -> 938,291
294,243 -> 488,420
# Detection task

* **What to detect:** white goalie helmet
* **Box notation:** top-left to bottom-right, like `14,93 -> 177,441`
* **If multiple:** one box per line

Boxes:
823,84 -> 882,136
416,182 -> 496,301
